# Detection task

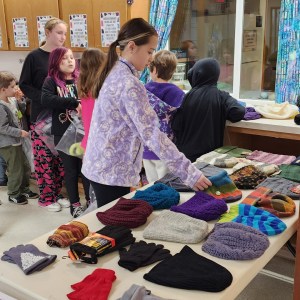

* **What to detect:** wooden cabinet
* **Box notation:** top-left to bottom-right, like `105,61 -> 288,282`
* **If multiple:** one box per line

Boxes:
0,0 -> 8,50
59,0 -> 94,51
129,0 -> 150,22
30,0 -> 60,48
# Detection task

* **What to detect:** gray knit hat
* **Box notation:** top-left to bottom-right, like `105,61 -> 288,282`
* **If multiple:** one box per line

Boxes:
143,210 -> 208,244
202,222 -> 270,260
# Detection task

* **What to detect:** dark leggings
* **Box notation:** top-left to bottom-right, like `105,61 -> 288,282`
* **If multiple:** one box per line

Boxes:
90,180 -> 130,208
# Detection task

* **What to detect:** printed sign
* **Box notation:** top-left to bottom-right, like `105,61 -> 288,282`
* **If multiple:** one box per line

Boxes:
100,12 -> 120,47
12,18 -> 29,47
243,30 -> 257,52
69,14 -> 88,48
37,16 -> 52,43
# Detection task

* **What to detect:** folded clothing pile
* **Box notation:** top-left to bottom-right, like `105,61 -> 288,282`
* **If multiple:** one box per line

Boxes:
214,146 -> 252,158
254,102 -> 298,120
241,187 -> 296,218
204,170 -> 242,203
1,244 -> 57,275
70,225 -> 135,264
118,240 -> 172,271
218,204 -> 287,236
96,197 -> 153,228
154,163 -> 223,193
255,176 -> 300,200
143,210 -> 208,244
117,284 -> 175,300
67,268 -> 116,300
170,190 -> 227,221
197,151 -> 237,168
132,183 -> 180,210
202,222 -> 269,260
47,221 -> 89,248
278,164 -> 300,183
244,107 -> 262,120
143,246 -> 233,292
232,160 -> 279,176
229,165 -> 267,189
246,150 -> 296,167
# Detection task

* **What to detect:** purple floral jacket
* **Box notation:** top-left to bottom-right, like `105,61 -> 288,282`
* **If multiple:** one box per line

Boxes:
82,57 -> 201,187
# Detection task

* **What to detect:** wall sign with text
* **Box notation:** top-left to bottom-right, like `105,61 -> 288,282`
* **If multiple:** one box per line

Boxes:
243,30 -> 257,52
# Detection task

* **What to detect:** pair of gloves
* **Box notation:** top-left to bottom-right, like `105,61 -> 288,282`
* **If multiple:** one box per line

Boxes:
118,240 -> 172,271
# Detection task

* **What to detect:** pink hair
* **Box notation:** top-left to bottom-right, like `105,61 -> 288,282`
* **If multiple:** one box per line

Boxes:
47,47 -> 79,92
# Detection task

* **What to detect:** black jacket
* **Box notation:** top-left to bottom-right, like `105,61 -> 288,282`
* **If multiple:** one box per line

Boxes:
172,58 -> 245,162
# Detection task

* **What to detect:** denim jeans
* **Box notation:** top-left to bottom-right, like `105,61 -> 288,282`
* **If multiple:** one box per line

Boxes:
0,152 -> 7,181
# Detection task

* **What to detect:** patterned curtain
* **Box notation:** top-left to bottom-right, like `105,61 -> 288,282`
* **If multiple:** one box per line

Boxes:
275,0 -> 300,104
140,0 -> 179,84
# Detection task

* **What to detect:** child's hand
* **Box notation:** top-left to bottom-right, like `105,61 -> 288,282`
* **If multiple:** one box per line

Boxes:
193,174 -> 212,191
21,130 -> 29,138
76,103 -> 82,117
15,90 -> 23,102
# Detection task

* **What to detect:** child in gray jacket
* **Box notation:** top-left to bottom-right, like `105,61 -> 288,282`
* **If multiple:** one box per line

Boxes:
0,72 -> 38,205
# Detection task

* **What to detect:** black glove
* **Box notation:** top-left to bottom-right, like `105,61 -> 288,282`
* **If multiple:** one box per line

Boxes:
118,240 -> 172,271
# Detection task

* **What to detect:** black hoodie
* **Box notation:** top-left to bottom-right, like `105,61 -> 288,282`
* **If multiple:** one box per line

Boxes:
172,58 -> 245,163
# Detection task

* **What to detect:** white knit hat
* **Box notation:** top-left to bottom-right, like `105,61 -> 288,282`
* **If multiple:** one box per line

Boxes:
143,210 -> 209,243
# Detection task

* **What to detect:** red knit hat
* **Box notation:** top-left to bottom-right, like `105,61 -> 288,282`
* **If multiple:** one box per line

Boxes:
96,197 -> 153,228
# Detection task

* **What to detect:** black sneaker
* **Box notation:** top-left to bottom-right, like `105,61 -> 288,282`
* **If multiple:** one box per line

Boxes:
9,195 -> 28,205
22,191 -> 39,199
71,205 -> 85,218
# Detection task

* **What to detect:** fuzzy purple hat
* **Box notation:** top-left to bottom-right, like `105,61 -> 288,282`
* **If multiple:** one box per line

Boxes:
170,190 -> 228,221
202,222 -> 270,260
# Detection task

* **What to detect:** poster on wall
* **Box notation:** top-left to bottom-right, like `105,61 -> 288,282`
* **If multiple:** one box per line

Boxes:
69,14 -> 88,48
37,16 -> 52,43
100,12 -> 120,47
243,30 -> 257,52
0,27 -> 2,48
12,18 -> 29,47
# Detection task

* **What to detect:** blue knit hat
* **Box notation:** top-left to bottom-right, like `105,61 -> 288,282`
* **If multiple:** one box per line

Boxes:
219,204 -> 287,236
132,183 -> 180,210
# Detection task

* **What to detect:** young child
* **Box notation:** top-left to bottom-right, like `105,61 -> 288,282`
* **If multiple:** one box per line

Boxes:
0,73 -> 38,204
77,48 -> 106,150
172,58 -> 245,163
143,50 -> 185,182
41,47 -> 90,218
82,18 -> 211,208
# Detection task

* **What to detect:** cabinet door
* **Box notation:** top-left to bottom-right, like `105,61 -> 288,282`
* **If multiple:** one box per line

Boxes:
0,0 -> 8,50
129,0 -> 150,22
92,0 -> 128,52
3,0 -> 34,50
30,0 -> 60,48
59,0 -> 94,51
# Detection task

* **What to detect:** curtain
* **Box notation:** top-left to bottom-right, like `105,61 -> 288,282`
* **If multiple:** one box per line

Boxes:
140,0 -> 179,84
275,0 -> 300,104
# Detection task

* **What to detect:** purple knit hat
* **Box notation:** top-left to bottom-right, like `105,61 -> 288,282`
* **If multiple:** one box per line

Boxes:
202,222 -> 270,260
170,191 -> 228,221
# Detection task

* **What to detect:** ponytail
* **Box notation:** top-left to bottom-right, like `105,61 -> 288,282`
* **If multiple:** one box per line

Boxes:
92,18 -> 157,99
40,39 -> 47,47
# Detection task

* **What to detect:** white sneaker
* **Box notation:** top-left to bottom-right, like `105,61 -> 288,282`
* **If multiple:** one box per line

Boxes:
42,202 -> 61,212
57,198 -> 70,208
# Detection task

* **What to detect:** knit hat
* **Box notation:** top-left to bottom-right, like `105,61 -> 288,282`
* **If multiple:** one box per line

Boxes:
255,175 -> 300,200
143,210 -> 208,244
47,221 -> 89,248
96,197 -> 153,228
278,164 -> 300,183
154,173 -> 194,192
132,183 -> 180,210
170,190 -> 228,221
203,170 -> 242,203
219,204 -> 287,236
244,107 -> 262,120
246,150 -> 296,166
194,162 -> 224,177
229,165 -> 267,189
202,223 -> 270,260
143,246 -> 233,292
232,161 -> 279,176
291,156 -> 300,166
214,146 -> 252,158
242,187 -> 296,218
1,244 -> 57,275
196,151 -> 237,168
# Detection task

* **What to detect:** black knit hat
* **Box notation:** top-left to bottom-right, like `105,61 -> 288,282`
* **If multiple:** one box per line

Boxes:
143,246 -> 233,292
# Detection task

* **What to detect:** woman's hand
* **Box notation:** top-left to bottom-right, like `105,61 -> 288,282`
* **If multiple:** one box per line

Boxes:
193,174 -> 212,191
76,102 -> 82,117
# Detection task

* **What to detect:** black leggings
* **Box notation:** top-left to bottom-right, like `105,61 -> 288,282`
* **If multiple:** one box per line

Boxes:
54,136 -> 90,205
90,180 -> 130,208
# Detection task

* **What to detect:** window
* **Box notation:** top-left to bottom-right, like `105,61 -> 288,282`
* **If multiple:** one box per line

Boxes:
169,0 -> 237,92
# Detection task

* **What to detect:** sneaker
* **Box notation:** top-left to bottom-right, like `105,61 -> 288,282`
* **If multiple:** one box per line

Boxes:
71,205 -> 85,218
39,201 -> 61,212
9,195 -> 28,205
57,198 -> 70,208
22,191 -> 39,199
